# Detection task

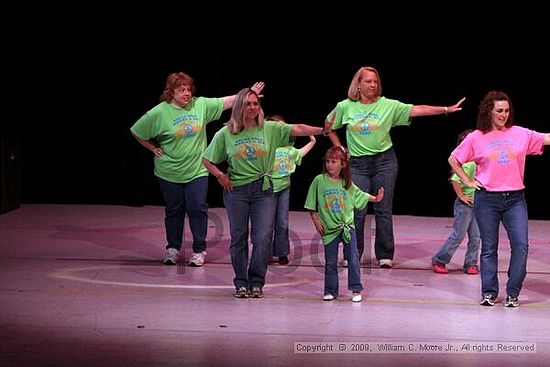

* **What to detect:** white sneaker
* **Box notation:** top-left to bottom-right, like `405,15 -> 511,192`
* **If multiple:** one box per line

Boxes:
323,294 -> 336,301
379,259 -> 393,268
163,248 -> 179,265
189,251 -> 207,267
351,292 -> 362,303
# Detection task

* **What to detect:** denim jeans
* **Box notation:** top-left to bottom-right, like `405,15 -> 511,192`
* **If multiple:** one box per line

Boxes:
324,231 -> 363,297
272,187 -> 290,257
350,148 -> 398,261
432,198 -> 480,268
158,176 -> 208,253
223,179 -> 276,290
474,189 -> 528,298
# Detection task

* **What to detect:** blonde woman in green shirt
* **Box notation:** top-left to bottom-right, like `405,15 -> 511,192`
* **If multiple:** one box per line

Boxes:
325,66 -> 465,269
202,88 -> 325,298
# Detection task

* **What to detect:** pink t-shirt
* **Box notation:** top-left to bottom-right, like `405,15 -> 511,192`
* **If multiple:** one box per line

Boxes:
451,126 -> 545,191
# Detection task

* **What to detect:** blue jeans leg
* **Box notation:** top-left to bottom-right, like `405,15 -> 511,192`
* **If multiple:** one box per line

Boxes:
464,213 -> 481,268
272,187 -> 290,257
343,231 -> 363,293
351,148 -> 397,261
324,237 -> 339,297
475,190 -> 502,298
432,199 -> 475,265
158,178 -> 185,250
224,180 -> 275,290
501,192 -> 529,298
184,176 -> 208,253
158,177 -> 208,253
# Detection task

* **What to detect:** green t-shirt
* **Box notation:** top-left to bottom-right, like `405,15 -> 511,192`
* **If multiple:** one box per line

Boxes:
451,161 -> 477,199
328,97 -> 413,156
304,174 -> 371,245
130,97 -> 224,183
203,121 -> 293,189
272,146 -> 302,193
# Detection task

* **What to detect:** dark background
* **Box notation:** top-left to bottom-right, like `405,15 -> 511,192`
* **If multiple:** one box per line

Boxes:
4,6 -> 549,219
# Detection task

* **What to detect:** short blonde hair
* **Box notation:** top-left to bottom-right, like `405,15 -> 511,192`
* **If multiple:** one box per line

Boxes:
347,66 -> 382,101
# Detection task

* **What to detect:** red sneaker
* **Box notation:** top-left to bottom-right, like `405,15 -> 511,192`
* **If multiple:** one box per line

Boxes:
465,266 -> 479,275
432,263 -> 449,274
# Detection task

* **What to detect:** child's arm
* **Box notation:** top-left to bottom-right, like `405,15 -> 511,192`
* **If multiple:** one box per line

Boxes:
452,181 -> 472,205
309,211 -> 325,236
368,187 -> 385,203
298,136 -> 317,157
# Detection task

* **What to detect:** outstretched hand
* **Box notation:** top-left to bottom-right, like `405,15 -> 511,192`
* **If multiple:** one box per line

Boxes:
449,97 -> 466,113
370,187 -> 385,203
250,81 -> 265,97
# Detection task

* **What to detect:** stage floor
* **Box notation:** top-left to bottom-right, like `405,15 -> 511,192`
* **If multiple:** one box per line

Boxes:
1,205 -> 549,367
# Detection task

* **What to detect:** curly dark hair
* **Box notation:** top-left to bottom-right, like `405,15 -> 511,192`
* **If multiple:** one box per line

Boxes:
477,91 -> 514,133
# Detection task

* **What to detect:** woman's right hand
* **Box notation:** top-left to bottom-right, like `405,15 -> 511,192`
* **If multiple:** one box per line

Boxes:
217,173 -> 233,192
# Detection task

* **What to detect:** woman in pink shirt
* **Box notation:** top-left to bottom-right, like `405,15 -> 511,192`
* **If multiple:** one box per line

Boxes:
449,90 -> 550,308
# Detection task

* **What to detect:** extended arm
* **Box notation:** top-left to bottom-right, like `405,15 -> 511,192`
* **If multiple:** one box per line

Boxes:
290,124 -> 324,137
544,133 -> 550,145
411,97 -> 466,117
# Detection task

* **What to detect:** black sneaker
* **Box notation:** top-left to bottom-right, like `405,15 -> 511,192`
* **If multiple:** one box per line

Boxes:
480,294 -> 496,306
278,256 -> 289,265
504,296 -> 519,308
250,286 -> 264,298
234,287 -> 249,298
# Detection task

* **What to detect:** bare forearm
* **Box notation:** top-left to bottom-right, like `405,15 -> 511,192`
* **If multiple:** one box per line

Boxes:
298,139 -> 316,157
411,105 -> 449,117
448,156 -> 471,186
291,124 -> 323,137
411,97 -> 465,117
327,130 -> 342,147
202,158 -> 223,178
132,132 -> 158,153
222,95 -> 236,110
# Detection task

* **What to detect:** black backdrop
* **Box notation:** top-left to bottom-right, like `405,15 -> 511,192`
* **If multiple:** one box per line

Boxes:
9,6 -> 550,219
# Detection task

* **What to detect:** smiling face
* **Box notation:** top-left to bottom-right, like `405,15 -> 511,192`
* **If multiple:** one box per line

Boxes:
491,100 -> 510,131
358,69 -> 380,101
244,93 -> 260,121
172,84 -> 193,108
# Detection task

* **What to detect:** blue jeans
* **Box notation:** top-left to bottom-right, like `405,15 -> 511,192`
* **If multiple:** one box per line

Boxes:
272,187 -> 290,257
324,231 -> 363,297
158,176 -> 208,253
432,198 -> 480,268
223,180 -> 276,290
350,148 -> 398,261
474,189 -> 528,299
